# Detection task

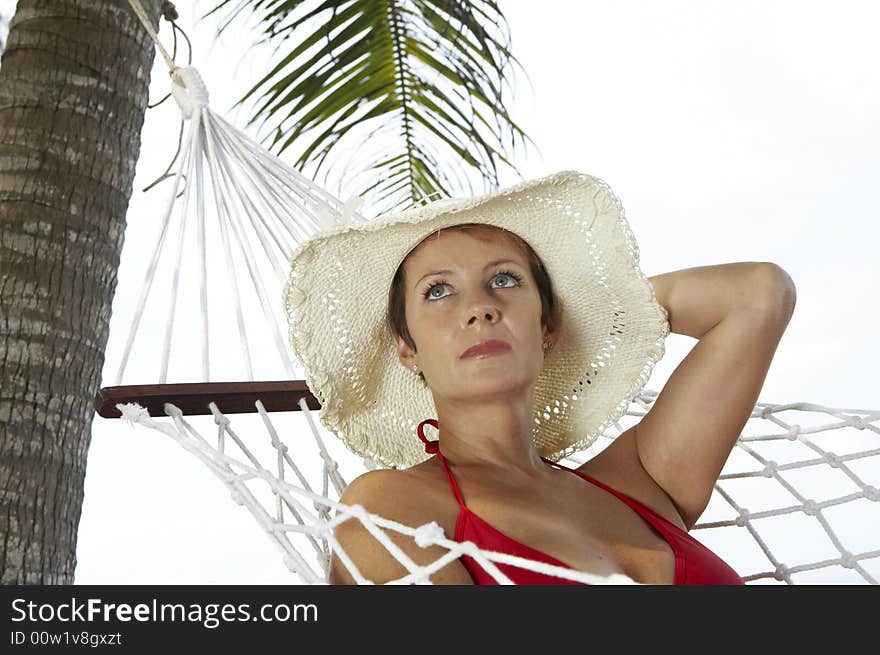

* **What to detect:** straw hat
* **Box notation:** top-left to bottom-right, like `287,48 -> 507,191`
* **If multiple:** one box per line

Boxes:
283,170 -> 669,469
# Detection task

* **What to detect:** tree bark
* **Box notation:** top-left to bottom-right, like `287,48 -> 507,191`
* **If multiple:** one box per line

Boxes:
0,0 -> 161,583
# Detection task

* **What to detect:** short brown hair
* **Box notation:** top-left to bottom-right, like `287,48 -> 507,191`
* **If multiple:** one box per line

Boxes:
387,223 -> 559,386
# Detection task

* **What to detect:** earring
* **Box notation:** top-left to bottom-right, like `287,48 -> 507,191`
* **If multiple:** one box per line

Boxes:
412,364 -> 419,372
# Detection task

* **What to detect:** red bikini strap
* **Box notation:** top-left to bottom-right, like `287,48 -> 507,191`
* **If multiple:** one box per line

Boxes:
417,418 -> 465,508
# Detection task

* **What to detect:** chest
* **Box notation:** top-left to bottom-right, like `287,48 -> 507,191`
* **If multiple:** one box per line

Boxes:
421,462 -> 685,585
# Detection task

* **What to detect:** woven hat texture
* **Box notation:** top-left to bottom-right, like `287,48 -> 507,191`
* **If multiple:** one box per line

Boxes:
283,170 -> 670,469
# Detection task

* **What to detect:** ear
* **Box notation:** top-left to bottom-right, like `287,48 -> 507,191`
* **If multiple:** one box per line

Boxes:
395,333 -> 417,371
541,323 -> 557,349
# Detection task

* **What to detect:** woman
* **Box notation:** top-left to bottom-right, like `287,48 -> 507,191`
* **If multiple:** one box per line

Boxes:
283,171 -> 796,585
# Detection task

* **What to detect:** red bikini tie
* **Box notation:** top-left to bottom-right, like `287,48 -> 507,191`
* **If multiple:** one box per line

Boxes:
417,418 -> 440,454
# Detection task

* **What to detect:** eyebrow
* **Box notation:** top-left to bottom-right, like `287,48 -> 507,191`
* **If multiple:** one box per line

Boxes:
414,258 -> 524,288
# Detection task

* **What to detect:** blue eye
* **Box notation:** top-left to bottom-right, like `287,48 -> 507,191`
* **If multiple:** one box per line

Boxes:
423,280 -> 450,300
421,270 -> 523,300
494,271 -> 522,287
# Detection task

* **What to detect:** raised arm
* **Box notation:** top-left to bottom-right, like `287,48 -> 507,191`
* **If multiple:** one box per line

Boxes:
636,262 -> 796,530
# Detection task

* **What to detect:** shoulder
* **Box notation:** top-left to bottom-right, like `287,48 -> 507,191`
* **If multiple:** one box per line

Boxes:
329,464 -> 474,585
338,467 -> 408,505
334,468 -> 424,540
336,463 -> 457,533
337,462 -> 443,513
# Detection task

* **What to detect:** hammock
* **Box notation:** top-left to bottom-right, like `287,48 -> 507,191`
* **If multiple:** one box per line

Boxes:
97,0 -> 880,585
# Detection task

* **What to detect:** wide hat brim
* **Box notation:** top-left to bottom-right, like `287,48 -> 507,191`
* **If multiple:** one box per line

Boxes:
283,170 -> 669,469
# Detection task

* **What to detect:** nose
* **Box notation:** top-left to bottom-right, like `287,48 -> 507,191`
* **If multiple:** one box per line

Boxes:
461,301 -> 500,328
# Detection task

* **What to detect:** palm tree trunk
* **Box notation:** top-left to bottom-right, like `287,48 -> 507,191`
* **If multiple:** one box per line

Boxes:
0,0 -> 162,583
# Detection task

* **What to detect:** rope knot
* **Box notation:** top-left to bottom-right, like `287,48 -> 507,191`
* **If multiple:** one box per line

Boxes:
414,522 -> 444,548
171,66 -> 210,119
163,403 -> 183,418
774,563 -> 788,580
162,1 -> 178,21
840,552 -> 857,569
417,419 -> 441,454
212,412 -> 231,429
117,402 -> 150,426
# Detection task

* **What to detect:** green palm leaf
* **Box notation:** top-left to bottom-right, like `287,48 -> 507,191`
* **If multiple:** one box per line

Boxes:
202,0 -> 535,213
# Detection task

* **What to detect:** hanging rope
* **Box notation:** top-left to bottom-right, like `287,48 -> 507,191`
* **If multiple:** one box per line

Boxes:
127,0 -> 178,75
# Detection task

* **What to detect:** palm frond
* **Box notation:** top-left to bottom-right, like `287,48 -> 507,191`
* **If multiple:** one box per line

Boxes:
202,0 -> 535,214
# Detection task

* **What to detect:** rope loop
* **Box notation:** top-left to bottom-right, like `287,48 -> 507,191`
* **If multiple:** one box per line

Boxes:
417,419 -> 440,454
171,66 -> 210,118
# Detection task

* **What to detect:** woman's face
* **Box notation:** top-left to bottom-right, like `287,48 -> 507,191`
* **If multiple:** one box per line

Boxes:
396,228 -> 553,401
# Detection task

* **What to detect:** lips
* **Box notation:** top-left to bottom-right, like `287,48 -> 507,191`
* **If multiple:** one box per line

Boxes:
460,339 -> 512,359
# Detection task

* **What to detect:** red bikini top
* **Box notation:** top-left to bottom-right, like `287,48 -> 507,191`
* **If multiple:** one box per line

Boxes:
417,418 -> 744,585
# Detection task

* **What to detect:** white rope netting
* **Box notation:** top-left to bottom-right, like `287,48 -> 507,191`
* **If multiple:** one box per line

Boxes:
112,393 -> 879,584
107,0 -> 880,585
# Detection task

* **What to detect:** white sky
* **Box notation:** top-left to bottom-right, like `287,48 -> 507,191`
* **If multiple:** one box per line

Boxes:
55,1 -> 880,584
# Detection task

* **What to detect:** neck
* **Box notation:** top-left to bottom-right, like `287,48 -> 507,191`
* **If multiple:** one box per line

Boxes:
431,395 -> 551,479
